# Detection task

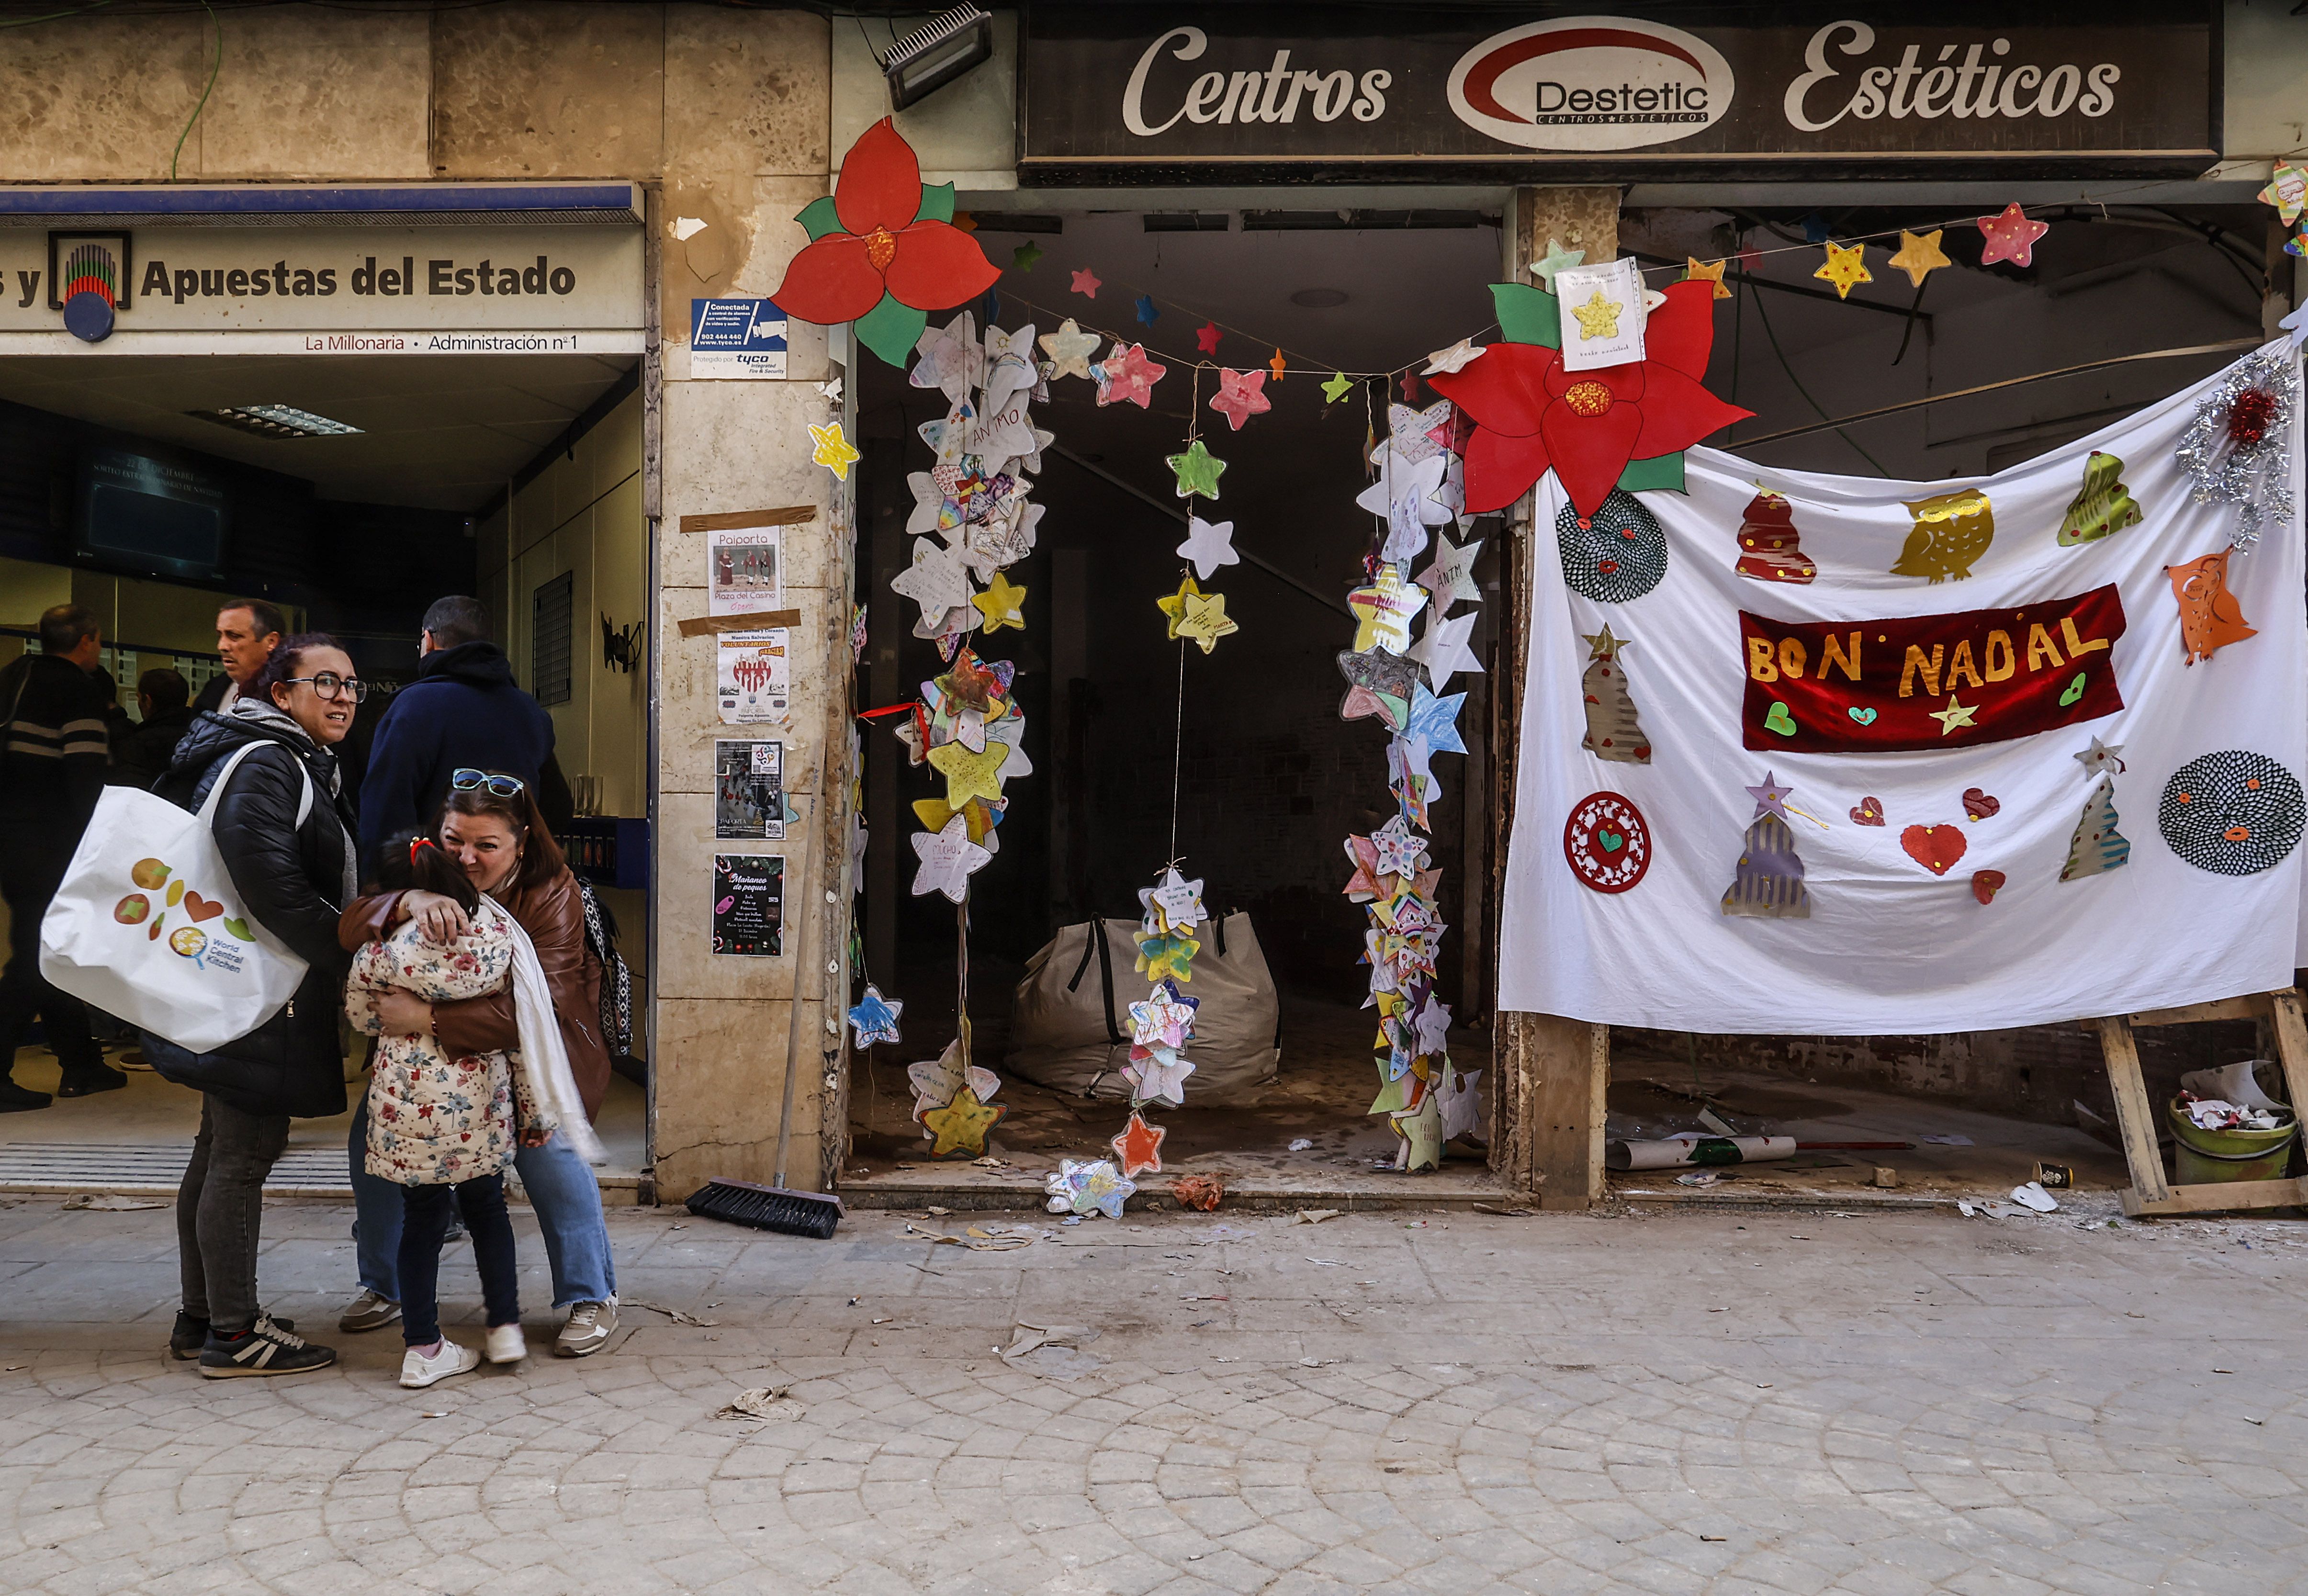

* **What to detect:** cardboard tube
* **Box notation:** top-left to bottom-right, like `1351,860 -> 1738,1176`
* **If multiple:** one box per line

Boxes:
1607,1135 -> 1798,1171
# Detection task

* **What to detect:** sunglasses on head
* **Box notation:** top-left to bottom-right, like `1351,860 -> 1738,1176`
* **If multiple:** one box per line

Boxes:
451,769 -> 526,798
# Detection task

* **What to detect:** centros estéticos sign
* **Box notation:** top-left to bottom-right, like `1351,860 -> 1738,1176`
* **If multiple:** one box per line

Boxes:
1445,18 -> 1733,152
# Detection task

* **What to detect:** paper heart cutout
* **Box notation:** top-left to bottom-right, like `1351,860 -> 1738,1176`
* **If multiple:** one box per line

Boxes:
1599,830 -> 1624,853
1962,787 -> 2000,820
181,891 -> 224,923
1971,870 -> 2007,905
1847,707 -> 1878,726
1850,797 -> 1885,827
1764,701 -> 1797,736
2058,673 -> 2085,707
1900,824 -> 1968,877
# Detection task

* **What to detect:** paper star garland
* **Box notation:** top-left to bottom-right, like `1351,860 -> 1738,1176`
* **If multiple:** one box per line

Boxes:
971,570 -> 1027,632
1141,868 -> 1208,932
1407,609 -> 1482,689
1129,987 -> 1197,1050
1209,368 -> 1272,431
911,314 -> 982,405
1195,321 -> 1222,355
1175,516 -> 1239,581
1039,318 -> 1101,379
1167,438 -> 1227,499
928,738 -> 1008,808
1110,1112 -> 1166,1178
1422,337 -> 1486,375
1531,237 -> 1585,290
1347,565 -> 1429,656
1976,202 -> 2049,269
1124,1050 -> 1195,1108
1070,268 -> 1101,298
1156,576 -> 1238,653
910,815 -> 991,902
847,985 -> 903,1049
810,422 -> 861,480
981,322 -> 1039,410
1415,534 -> 1483,613
1321,371 -> 1354,403
1094,342 -> 1167,408
923,1085 -> 1007,1158
1683,257 -> 1731,299
1929,695 -> 1979,735
1134,928 -> 1200,983
1357,450 -> 1450,565
1813,241 -> 1872,299
1044,1158 -> 1135,1219
1888,229 -> 1951,288
891,537 -> 973,615
2075,737 -> 2127,777
1570,290 -> 1622,340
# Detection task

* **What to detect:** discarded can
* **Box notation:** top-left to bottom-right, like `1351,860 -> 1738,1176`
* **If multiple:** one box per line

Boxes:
2035,1161 -> 2073,1189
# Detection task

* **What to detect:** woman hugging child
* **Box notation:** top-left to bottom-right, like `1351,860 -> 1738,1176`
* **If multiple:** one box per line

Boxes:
347,833 -> 540,1387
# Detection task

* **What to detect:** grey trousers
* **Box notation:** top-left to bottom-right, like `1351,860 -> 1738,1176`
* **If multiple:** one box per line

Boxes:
177,1094 -> 290,1333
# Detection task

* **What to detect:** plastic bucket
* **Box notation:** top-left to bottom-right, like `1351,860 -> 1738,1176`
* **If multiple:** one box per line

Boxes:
2167,1097 -> 2297,1184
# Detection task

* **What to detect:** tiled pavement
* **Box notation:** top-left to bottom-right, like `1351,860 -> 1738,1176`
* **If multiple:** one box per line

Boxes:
2,1193 -> 2306,1594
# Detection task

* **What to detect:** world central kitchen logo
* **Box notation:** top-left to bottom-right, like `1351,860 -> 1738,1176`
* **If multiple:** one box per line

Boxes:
1447,17 -> 1733,151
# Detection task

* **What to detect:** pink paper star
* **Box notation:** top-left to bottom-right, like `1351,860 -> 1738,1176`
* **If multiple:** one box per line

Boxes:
1207,367 -> 1271,431
1070,268 -> 1101,298
1095,341 -> 1167,409
1196,321 -> 1222,355
1975,202 -> 2048,269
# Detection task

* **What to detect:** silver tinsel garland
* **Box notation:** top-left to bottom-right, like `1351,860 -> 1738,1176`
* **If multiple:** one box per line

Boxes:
2174,349 -> 2298,551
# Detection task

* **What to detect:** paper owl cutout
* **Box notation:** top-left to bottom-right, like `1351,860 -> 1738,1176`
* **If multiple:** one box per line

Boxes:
2057,451 -> 2143,546
2166,549 -> 2257,665
1890,489 -> 1994,584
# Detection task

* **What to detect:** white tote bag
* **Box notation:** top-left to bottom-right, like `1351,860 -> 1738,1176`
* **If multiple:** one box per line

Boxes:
41,740 -> 311,1053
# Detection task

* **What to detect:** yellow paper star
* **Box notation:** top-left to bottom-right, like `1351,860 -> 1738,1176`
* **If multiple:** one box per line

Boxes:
1887,228 -> 1951,289
810,420 -> 860,480
1929,695 -> 1978,736
927,739 -> 1007,808
921,1085 -> 1007,1158
1813,241 -> 1872,300
912,796 -> 1002,843
1571,290 -> 1622,340
971,570 -> 1027,632
1683,257 -> 1732,300
1172,587 -> 1238,654
1157,575 -> 1207,642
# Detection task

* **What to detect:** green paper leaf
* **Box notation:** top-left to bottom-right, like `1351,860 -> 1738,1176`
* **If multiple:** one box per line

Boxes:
796,195 -> 843,242
1491,282 -> 1560,348
853,293 -> 929,368
1616,453 -> 1686,495
914,182 -> 955,225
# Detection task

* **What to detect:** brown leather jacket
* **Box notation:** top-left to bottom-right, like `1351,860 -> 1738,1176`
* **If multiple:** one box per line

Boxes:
338,866 -> 611,1120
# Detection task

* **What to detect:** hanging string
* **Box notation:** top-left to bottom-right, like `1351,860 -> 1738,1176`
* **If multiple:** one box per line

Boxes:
955,888 -> 971,1072
1168,637 -> 1186,865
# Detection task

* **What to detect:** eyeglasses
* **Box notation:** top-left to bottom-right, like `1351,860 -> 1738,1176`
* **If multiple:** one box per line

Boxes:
452,768 -> 526,798
286,673 -> 367,702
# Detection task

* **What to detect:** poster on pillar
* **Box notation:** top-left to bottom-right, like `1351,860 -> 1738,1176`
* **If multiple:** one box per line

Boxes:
1498,345 -> 2307,1035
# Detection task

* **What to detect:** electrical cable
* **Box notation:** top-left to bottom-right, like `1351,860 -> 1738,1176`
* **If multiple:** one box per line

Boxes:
169,0 -> 221,183
1748,284 -> 1889,476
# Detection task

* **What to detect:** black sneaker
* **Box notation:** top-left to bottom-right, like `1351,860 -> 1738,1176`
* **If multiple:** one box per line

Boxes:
198,1315 -> 336,1378
170,1310 -> 297,1360
56,1062 -> 128,1098
0,1079 -> 52,1113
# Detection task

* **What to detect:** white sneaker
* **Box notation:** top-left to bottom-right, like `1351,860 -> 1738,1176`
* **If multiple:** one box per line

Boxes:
484,1323 -> 528,1364
398,1338 -> 481,1389
555,1295 -> 618,1358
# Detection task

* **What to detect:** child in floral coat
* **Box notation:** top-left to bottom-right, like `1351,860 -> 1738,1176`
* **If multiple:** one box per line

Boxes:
346,834 -> 540,1388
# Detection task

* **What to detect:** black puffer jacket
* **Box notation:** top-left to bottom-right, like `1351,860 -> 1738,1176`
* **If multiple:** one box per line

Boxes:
145,703 -> 359,1118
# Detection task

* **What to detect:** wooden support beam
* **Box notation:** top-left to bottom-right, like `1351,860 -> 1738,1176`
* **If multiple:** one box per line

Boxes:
2091,1014 -> 2173,1207
2120,1177 -> 2308,1218
2128,993 -> 2272,1028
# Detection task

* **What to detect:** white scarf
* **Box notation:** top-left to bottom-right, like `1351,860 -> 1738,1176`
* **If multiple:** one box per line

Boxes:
489,894 -> 608,1166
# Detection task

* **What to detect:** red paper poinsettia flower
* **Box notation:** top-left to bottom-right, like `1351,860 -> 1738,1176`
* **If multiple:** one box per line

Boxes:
1430,280 -> 1752,521
772,118 -> 1000,325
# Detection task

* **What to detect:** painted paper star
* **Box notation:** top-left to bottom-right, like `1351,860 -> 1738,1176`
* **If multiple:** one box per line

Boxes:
1371,813 -> 1428,878
1167,438 -> 1227,499
1929,695 -> 1978,736
1888,228 -> 1951,288
907,1041 -> 993,1120
928,738 -> 1008,808
2074,737 -> 2127,777
847,986 -> 904,1049
1133,293 -> 1160,327
1347,565 -> 1429,656
1267,349 -> 1286,383
1393,1090 -> 1443,1172
911,794 -> 1004,847
910,815 -> 991,902
922,1085 -> 1007,1158
1195,321 -> 1222,355
971,570 -> 1027,632
1039,318 -> 1101,379
980,322 -> 1039,409
1010,240 -> 1042,272
1134,928 -> 1200,984
1208,367 -> 1271,431
910,313 -> 982,405
809,421 -> 861,480
1415,534 -> 1483,613
1401,682 -> 1467,757
1175,516 -> 1238,581
1070,268 -> 1101,298
1094,341 -> 1167,408
1422,337 -> 1487,375
1124,1050 -> 1195,1108
1358,450 -> 1451,566
1381,400 -> 1455,465
1583,622 -> 1628,663
936,647 -> 1006,711
1321,370 -> 1354,403
1683,257 -> 1731,299
1044,1158 -> 1135,1219
1976,202 -> 2049,269
1744,771 -> 1793,822
1571,290 -> 1622,340
984,713 -> 1032,781
1110,1112 -> 1167,1178
1336,648 -> 1424,729
890,537 -> 973,616
1156,578 -> 1237,653
1412,992 -> 1453,1057
1530,237 -> 1585,290
963,500 -> 1040,576
1813,240 -> 1872,299
1128,987 -> 1197,1050
916,406 -> 975,465
1141,868 -> 1208,932
1407,609 -> 1482,689
1342,834 -> 1388,900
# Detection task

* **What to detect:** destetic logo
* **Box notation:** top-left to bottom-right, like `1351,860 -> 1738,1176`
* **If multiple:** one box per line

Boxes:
1448,16 -> 1733,151
47,230 -> 132,342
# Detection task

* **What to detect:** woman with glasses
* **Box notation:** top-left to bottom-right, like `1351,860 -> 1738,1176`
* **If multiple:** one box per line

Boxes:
146,635 -> 366,1378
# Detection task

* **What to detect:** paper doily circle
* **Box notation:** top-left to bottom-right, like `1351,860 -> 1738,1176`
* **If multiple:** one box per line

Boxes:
2158,750 -> 2305,877
1563,791 -> 1652,894
1557,490 -> 1667,604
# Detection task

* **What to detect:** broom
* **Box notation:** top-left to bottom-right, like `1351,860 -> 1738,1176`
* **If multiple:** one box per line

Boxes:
686,794 -> 845,1240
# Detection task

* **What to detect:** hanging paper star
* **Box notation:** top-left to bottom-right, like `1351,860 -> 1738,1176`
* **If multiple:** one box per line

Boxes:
964,501 -> 1040,577
910,815 -> 991,902
971,570 -> 1027,632
1141,869 -> 1208,931
911,313 -> 982,405
1038,318 -> 1101,380
1129,294 -> 1159,328
1888,229 -> 1951,289
1134,928 -> 1200,983
1336,648 -> 1424,728
980,322 -> 1038,409
1267,349 -> 1286,383
1010,240 -> 1042,272
1321,371 -> 1354,404
1379,399 -> 1454,466
1208,368 -> 1271,431
810,421 -> 861,480
1401,682 -> 1467,758
1341,834 -> 1388,900
1370,813 -> 1427,879
982,716 -> 1032,785
1195,321 -> 1222,355
1407,610 -> 1482,689
1128,987 -> 1197,1050
928,738 -> 1008,809
890,537 -> 973,615
1929,695 -> 1979,736
1744,771 -> 1793,822
1570,290 -> 1622,341
1530,237 -> 1585,290
1976,202 -> 2049,269
1070,268 -> 1101,298
1044,1158 -> 1135,1219
1394,1089 -> 1444,1172
1437,1064 -> 1483,1142
1347,565 -> 1429,656
1415,534 -> 1483,613
1110,1113 -> 1167,1178
2075,738 -> 2127,777
1356,450 -> 1451,565
912,794 -> 1003,847
1813,241 -> 1872,299
922,1085 -> 1007,1158
1094,342 -> 1167,408
1156,576 -> 1238,653
1412,992 -> 1453,1057
1125,1050 -> 1195,1108
1799,213 -> 1831,245
1175,516 -> 1238,581
1422,338 -> 1487,375
1683,257 -> 1731,300
848,986 -> 904,1049
2260,164 -> 2308,224
936,647 -> 1006,711
1166,438 -> 1227,498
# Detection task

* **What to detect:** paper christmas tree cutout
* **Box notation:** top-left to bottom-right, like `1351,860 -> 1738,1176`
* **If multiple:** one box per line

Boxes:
1721,795 -> 1812,920
2057,451 -> 2143,547
1732,487 -> 1816,584
1579,625 -> 1651,765
2060,776 -> 2131,881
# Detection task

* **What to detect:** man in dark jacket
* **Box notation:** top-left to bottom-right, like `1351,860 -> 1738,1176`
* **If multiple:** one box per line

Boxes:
0,605 -> 124,1109
356,595 -> 571,877
109,667 -> 197,791
190,599 -> 285,715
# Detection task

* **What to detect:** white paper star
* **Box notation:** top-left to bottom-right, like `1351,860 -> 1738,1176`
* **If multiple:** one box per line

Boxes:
965,395 -> 1039,470
1037,318 -> 1102,380
910,603 -> 975,646
1128,989 -> 1197,1049
904,471 -> 961,537
1416,534 -> 1484,613
1124,1051 -> 1196,1108
910,815 -> 991,902
1407,610 -> 1483,689
1357,450 -> 1452,565
1175,516 -> 1239,582
1412,994 -> 1454,1057
984,712 -> 1033,780
1422,337 -> 1486,375
911,313 -> 981,405
1370,814 -> 1427,878
1437,1065 -> 1483,1141
980,322 -> 1038,410
890,537 -> 973,615
1138,866 -> 1208,932
916,403 -> 975,464
963,499 -> 1041,577
1374,401 -> 1454,467
849,814 -> 868,892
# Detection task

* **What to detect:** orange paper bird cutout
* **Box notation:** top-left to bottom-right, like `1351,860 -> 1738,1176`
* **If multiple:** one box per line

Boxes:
2166,550 -> 2257,665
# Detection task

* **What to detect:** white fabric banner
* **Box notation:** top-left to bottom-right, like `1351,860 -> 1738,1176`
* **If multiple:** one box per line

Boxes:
1499,344 -> 2305,1034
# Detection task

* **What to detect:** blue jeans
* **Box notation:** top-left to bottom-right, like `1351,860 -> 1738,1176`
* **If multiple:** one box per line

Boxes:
350,1094 -> 616,1308
398,1175 -> 520,1346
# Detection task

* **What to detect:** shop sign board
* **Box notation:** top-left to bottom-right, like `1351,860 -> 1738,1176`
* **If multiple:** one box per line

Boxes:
1020,3 -> 2218,178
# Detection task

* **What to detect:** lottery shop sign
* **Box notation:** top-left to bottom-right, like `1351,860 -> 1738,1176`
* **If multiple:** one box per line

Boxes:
1739,585 -> 2126,753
